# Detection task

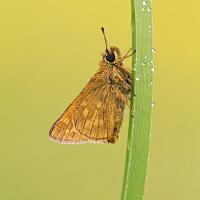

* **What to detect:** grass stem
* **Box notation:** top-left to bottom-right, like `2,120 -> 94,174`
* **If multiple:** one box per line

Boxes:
121,0 -> 154,199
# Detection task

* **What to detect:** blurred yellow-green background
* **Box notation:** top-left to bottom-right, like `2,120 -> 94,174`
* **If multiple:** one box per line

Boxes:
0,0 -> 199,200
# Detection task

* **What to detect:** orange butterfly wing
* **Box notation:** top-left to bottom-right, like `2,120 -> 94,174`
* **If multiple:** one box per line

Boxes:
49,75 -> 124,144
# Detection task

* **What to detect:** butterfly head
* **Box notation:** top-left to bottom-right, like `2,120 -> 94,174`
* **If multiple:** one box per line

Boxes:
105,51 -> 115,63
101,27 -> 134,65
103,46 -> 122,64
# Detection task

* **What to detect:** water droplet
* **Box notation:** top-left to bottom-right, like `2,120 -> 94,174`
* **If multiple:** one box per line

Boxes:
142,61 -> 146,66
144,55 -> 147,59
151,68 -> 154,72
150,60 -> 154,64
148,26 -> 152,32
148,6 -> 152,12
136,77 -> 140,81
142,0 -> 147,6
151,102 -> 155,107
152,48 -> 156,53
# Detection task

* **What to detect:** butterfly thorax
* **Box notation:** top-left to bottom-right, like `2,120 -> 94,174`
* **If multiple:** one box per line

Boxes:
98,59 -> 132,98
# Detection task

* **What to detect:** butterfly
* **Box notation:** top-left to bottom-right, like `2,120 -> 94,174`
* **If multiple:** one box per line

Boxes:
49,27 -> 135,144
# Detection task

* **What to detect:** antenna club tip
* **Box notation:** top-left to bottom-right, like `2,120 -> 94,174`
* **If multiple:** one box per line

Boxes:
101,27 -> 104,32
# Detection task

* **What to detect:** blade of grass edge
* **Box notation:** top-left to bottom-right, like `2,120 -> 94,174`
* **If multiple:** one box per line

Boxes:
121,0 -> 154,199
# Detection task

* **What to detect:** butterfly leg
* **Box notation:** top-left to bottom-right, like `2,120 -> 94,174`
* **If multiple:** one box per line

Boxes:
126,100 -> 134,118
112,87 -> 134,118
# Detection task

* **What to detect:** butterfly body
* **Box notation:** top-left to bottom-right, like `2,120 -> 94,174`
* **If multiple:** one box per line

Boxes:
49,29 -> 134,144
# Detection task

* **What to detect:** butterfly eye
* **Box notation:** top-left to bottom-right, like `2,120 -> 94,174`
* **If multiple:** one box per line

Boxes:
105,53 -> 115,63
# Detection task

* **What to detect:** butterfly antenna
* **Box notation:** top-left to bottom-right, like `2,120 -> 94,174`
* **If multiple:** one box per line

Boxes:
101,27 -> 109,54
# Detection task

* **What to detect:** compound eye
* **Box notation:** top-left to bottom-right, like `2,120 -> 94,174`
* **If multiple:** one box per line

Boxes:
105,53 -> 115,63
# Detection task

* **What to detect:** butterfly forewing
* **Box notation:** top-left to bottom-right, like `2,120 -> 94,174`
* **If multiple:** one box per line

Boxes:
49,74 -> 123,144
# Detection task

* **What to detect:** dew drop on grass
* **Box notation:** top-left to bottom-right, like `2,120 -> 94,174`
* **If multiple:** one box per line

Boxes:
151,102 -> 155,107
148,25 -> 152,33
142,0 -> 147,6
136,77 -> 140,81
151,48 -> 156,53
142,61 -> 146,66
148,6 -> 152,12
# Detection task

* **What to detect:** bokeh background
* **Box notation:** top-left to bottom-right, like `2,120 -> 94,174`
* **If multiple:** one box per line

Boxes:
0,0 -> 199,200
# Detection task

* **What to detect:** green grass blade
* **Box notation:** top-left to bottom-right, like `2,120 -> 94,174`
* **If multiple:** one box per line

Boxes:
121,0 -> 154,199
